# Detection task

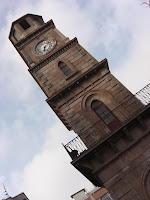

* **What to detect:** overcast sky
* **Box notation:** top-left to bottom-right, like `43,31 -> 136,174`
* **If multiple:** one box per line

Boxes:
0,0 -> 150,200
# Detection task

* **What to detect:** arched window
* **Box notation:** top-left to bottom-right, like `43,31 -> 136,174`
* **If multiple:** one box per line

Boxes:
91,100 -> 121,131
58,61 -> 72,76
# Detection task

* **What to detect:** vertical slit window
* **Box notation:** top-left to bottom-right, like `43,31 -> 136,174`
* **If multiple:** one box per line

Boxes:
58,61 -> 72,76
91,100 -> 121,131
13,30 -> 21,41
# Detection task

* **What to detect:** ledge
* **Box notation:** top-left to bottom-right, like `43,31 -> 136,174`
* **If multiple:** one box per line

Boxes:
93,129 -> 150,176
71,104 -> 150,166
65,70 -> 78,80
29,37 -> 78,73
46,58 -> 109,104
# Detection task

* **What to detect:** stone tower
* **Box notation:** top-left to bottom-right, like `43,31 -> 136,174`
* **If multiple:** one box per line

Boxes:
9,14 -> 150,200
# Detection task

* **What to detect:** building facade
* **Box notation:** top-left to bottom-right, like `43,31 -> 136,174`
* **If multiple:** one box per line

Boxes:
4,193 -> 29,200
9,14 -> 150,200
71,187 -> 113,200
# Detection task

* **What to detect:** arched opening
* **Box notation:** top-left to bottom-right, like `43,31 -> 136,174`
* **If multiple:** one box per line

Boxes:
91,100 -> 121,131
19,19 -> 30,30
142,164 -> 150,200
58,61 -> 72,76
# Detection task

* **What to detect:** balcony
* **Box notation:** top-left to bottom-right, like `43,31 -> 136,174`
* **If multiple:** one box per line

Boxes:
63,84 -> 150,160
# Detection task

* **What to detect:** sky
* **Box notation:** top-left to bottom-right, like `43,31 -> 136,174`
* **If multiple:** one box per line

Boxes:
0,0 -> 150,200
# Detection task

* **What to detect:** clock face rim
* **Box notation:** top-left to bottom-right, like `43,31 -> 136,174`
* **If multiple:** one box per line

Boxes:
35,39 -> 56,55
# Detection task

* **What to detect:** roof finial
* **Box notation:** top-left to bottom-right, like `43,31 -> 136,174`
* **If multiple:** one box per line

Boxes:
2,183 -> 10,199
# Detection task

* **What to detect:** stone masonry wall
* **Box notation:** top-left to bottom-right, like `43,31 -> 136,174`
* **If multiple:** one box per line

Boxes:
32,42 -> 98,97
97,115 -> 150,200
54,70 -> 142,144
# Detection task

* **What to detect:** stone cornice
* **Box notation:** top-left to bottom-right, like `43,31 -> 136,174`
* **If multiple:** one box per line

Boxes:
14,20 -> 55,48
71,104 -> 150,165
49,104 -> 72,131
29,37 -> 78,73
46,58 -> 109,105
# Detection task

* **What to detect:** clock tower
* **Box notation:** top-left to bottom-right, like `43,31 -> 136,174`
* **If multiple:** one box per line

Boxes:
9,14 -> 150,200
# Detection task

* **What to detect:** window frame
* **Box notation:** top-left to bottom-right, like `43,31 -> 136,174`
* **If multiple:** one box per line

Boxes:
91,100 -> 121,131
58,61 -> 72,76
57,59 -> 78,80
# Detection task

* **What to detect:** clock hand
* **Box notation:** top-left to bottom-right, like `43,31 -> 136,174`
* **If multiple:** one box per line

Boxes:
43,45 -> 46,51
43,44 -> 49,51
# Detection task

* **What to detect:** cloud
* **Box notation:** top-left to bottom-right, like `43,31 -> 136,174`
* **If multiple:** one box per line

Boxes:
111,0 -> 150,92
9,122 -> 92,200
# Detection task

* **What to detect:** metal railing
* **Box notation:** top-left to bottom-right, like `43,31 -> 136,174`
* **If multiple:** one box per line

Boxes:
64,83 -> 150,159
135,84 -> 150,104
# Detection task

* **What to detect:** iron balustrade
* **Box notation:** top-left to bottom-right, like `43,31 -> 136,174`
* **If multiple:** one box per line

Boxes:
64,83 -> 150,159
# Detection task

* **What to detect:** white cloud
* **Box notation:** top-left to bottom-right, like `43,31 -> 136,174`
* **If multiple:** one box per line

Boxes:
111,0 -> 150,92
9,122 -> 92,200
0,176 -> 8,199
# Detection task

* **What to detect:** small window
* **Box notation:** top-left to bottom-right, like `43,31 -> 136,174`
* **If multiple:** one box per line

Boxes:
91,100 -> 121,131
19,19 -> 30,30
58,61 -> 72,76
13,29 -> 21,41
97,192 -> 113,200
33,17 -> 42,25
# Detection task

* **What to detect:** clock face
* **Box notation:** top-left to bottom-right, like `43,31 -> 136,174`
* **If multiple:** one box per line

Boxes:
35,40 -> 54,55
